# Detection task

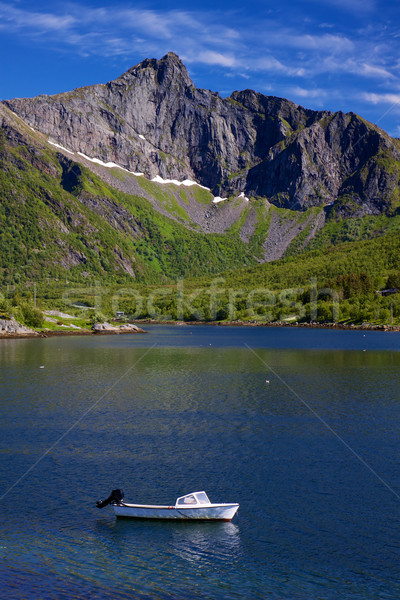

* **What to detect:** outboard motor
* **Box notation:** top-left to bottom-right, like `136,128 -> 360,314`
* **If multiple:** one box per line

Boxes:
96,489 -> 124,509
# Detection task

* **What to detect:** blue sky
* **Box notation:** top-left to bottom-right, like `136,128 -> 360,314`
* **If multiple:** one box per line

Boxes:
1,0 -> 400,136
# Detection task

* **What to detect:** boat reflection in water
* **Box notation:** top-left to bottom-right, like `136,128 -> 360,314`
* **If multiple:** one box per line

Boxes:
171,521 -> 241,566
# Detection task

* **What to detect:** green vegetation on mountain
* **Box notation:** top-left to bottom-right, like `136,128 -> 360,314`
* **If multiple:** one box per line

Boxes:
0,113 -> 260,287
3,222 -> 400,328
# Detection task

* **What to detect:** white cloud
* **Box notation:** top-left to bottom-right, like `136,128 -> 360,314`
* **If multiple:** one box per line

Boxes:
305,0 -> 376,12
252,56 -> 287,72
359,63 -> 394,79
224,72 -> 251,80
290,86 -> 327,99
314,56 -> 394,81
116,10 -> 176,39
246,56 -> 306,78
195,51 -> 237,68
363,93 -> 400,105
287,33 -> 354,53
0,3 -> 76,31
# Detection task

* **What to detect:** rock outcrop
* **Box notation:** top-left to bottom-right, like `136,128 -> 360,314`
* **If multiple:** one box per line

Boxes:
0,317 -> 38,336
92,322 -> 145,333
4,52 -> 400,213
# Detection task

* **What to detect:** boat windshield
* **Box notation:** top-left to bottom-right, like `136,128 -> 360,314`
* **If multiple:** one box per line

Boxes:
195,492 -> 210,504
177,494 -> 197,505
176,491 -> 211,506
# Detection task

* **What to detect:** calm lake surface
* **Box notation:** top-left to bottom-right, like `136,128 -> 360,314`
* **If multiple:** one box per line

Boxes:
1,325 -> 400,599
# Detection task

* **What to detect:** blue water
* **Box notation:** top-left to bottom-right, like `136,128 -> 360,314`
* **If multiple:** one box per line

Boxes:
1,325 -> 400,599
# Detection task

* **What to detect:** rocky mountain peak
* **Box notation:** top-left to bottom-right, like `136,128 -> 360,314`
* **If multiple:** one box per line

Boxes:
114,51 -> 193,90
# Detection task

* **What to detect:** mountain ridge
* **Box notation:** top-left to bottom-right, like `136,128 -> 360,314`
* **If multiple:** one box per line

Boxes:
4,52 -> 400,215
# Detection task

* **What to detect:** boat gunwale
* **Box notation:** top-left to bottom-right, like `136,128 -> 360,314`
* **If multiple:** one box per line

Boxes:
115,502 -> 239,510
115,515 -> 234,521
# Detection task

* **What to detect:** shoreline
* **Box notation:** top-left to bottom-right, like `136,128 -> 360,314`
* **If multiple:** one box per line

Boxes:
132,318 -> 400,332
1,319 -> 399,340
122,318 -> 400,332
0,327 -> 147,340
217,321 -> 397,331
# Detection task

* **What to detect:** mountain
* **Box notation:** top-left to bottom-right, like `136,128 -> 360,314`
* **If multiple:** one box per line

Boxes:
4,52 -> 400,216
1,52 -> 400,294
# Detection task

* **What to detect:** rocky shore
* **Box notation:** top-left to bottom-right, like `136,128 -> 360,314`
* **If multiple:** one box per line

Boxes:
0,318 -> 146,339
92,322 -> 146,334
0,317 -> 39,338
213,320 -> 399,331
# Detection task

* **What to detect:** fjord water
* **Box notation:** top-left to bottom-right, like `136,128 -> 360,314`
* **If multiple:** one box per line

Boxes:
1,326 -> 400,600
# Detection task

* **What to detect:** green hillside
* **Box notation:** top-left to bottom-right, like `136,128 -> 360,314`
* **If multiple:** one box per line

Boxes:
2,104 -> 400,327
7,225 -> 398,328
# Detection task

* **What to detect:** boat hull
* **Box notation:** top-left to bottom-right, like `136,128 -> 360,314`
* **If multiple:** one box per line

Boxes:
113,503 -> 239,521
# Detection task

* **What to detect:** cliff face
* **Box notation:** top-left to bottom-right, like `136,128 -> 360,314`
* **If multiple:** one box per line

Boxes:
4,52 -> 400,214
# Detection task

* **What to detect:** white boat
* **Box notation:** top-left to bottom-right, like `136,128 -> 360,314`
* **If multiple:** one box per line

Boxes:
96,489 -> 239,521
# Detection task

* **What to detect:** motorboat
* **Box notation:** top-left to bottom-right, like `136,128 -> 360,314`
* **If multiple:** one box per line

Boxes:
96,489 -> 239,521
